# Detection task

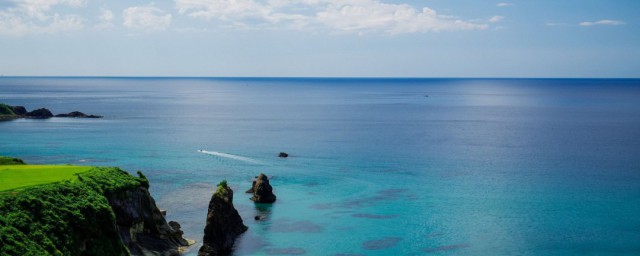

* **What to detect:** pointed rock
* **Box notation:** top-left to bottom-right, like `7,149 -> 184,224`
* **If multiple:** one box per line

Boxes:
198,181 -> 247,256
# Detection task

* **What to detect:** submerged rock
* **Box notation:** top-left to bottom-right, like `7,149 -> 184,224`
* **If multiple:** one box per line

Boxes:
25,108 -> 53,118
278,152 -> 289,158
199,181 -> 248,256
248,173 -> 277,203
55,111 -> 103,118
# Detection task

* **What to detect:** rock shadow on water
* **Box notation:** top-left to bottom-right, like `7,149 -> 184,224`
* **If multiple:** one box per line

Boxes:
265,247 -> 307,255
270,218 -> 324,233
362,237 -> 402,250
422,244 -> 470,253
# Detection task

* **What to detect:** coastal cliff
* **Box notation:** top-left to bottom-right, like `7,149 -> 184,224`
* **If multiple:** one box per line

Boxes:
0,166 -> 190,255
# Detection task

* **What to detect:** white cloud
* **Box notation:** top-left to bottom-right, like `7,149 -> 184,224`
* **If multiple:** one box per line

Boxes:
579,19 -> 625,27
17,0 -> 87,20
123,6 -> 172,31
0,0 -> 86,36
94,8 -> 114,29
175,0 -> 487,34
497,3 -> 512,7
489,15 -> 503,23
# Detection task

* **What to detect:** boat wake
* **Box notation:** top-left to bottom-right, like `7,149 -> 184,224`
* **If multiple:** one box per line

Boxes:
198,150 -> 262,165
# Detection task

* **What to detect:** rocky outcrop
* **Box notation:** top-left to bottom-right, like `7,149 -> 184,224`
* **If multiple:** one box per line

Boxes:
55,111 -> 103,118
247,174 -> 277,203
278,152 -> 289,158
199,181 -> 248,256
0,102 -> 102,119
25,108 -> 53,118
11,106 -> 27,115
106,173 -> 193,256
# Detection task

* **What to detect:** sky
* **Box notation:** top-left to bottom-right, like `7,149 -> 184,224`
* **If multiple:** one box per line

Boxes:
0,0 -> 639,77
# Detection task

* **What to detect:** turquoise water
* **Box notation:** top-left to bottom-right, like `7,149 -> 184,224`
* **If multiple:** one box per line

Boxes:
1,77 -> 639,255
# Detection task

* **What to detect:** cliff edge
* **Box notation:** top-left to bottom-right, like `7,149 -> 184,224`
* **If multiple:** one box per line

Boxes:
0,165 -> 191,256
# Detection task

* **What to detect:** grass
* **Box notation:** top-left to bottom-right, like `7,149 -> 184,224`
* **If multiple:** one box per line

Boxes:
0,166 -> 141,255
0,165 -> 94,192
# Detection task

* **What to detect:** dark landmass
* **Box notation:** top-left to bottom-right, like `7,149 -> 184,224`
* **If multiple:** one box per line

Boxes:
278,152 -> 289,158
199,181 -> 248,256
11,105 -> 27,115
0,102 -> 102,120
0,156 -> 26,165
25,108 -> 53,118
0,159 -> 192,255
55,111 -> 103,118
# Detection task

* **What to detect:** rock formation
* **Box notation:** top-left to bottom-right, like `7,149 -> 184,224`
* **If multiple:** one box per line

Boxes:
55,111 -> 103,118
25,108 -> 53,118
247,173 -> 277,203
199,181 -> 248,256
11,106 -> 27,115
106,173 -> 193,255
278,152 -> 289,158
0,102 -> 102,119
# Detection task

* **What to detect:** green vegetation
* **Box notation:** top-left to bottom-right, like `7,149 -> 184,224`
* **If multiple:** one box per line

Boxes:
0,156 -> 25,165
0,165 -> 93,191
0,164 -> 150,255
215,180 -> 228,195
0,103 -> 15,116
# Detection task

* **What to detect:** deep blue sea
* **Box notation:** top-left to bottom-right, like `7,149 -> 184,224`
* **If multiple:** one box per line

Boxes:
1,77 -> 640,255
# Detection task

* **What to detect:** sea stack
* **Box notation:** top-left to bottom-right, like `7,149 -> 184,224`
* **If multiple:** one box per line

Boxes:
248,173 -> 277,203
199,181 -> 248,256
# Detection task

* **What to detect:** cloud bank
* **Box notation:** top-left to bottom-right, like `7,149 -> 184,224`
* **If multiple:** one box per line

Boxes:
123,6 -> 172,31
175,0 -> 488,34
0,0 -> 86,36
579,19 -> 625,27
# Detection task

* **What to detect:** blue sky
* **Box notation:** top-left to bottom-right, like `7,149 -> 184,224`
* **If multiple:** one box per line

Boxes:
0,0 -> 638,77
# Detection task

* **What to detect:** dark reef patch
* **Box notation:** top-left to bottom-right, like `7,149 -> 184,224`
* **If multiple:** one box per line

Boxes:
342,188 -> 415,208
270,219 -> 324,233
310,203 -> 334,210
265,247 -> 307,255
422,244 -> 470,253
233,233 -> 271,255
362,237 -> 401,250
351,213 -> 398,219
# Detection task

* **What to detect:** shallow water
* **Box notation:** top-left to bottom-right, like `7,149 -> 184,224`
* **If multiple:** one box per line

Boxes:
1,77 -> 640,255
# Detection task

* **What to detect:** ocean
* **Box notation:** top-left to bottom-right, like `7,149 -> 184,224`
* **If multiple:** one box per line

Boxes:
1,77 -> 639,255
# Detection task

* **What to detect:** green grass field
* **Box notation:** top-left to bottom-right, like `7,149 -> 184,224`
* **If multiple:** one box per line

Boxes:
0,165 -> 94,191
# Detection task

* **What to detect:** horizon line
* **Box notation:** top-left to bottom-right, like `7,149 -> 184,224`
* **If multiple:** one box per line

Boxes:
1,75 -> 639,80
